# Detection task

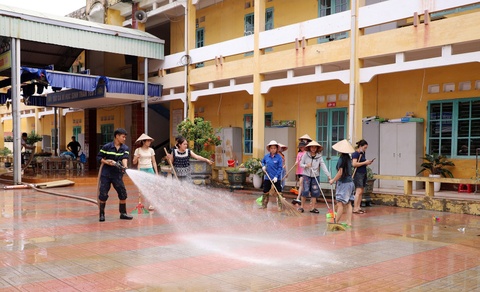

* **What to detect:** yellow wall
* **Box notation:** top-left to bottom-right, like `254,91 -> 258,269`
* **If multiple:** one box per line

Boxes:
96,107 -> 126,133
171,0 -> 319,61
179,61 -> 480,177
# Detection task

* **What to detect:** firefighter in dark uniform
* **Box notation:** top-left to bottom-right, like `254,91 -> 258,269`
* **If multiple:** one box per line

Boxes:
96,128 -> 133,222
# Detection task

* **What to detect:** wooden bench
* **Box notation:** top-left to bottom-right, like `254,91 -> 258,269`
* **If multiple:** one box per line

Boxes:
374,175 -> 478,197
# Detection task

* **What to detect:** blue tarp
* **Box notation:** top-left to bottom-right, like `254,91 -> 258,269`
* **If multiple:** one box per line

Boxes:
0,67 -> 162,106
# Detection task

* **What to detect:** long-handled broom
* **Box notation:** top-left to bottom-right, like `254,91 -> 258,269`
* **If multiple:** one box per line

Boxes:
262,167 -> 301,216
327,183 -> 346,231
164,148 -> 178,180
311,169 -> 331,211
131,193 -> 150,214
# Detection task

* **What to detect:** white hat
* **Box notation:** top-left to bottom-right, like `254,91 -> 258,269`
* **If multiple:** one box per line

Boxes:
266,140 -> 279,151
332,139 -> 355,154
135,133 -> 154,144
305,140 -> 323,153
278,143 -> 288,152
299,134 -> 313,142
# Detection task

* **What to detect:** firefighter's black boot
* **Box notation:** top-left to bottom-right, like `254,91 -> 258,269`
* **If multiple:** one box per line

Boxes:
99,203 -> 106,222
119,203 -> 133,220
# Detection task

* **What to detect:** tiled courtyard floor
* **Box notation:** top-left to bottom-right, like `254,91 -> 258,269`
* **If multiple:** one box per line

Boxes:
1,173 -> 480,291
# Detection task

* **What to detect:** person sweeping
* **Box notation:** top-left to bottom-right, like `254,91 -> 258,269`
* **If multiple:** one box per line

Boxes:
299,140 -> 331,213
329,139 -> 356,228
260,140 -> 284,211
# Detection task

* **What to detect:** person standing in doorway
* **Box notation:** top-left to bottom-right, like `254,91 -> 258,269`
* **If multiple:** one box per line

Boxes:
96,128 -> 133,222
352,139 -> 374,214
133,133 -> 158,174
67,136 -> 81,158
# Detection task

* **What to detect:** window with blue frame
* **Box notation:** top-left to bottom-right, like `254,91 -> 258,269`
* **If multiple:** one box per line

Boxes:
73,126 -> 81,140
100,124 -> 114,145
244,113 -> 272,154
427,98 -> 480,157
318,0 -> 349,43
244,8 -> 274,56
195,27 -> 204,68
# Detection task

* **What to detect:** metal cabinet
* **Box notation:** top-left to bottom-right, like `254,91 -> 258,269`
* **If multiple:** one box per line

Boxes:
214,127 -> 243,167
379,122 -> 423,189
264,127 -> 297,184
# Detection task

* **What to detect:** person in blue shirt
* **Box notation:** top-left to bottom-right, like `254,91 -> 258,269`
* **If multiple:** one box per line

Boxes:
96,128 -> 132,222
260,140 -> 284,210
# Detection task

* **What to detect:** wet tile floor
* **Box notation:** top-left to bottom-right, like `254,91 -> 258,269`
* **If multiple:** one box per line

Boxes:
1,182 -> 480,291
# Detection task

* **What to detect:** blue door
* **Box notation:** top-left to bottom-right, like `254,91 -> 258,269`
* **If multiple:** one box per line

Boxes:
316,108 -> 347,182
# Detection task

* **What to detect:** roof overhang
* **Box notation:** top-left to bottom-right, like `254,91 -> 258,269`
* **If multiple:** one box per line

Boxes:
46,87 -> 147,109
0,3 -> 164,60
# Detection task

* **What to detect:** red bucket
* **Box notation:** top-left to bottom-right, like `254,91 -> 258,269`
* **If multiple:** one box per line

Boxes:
227,160 -> 235,167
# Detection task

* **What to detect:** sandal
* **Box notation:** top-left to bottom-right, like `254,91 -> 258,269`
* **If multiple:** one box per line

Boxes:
309,208 -> 319,214
298,208 -> 304,213
353,210 -> 365,214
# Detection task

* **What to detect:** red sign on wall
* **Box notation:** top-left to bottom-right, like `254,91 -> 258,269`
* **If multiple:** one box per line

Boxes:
327,102 -> 336,107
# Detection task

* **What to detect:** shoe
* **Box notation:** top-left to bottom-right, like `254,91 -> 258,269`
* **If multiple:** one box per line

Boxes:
353,209 -> 365,214
120,213 -> 133,220
309,209 -> 319,214
298,208 -> 304,213
99,214 -> 105,222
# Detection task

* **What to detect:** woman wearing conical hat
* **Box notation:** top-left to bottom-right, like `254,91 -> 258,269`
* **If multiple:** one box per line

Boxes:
133,133 -> 158,175
278,143 -> 288,190
298,134 -> 313,144
329,139 -> 356,227
299,140 -> 331,214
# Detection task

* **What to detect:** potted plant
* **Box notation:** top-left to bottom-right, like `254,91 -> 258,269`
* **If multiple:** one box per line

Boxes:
417,153 -> 455,191
362,166 -> 376,207
177,117 -> 221,159
0,147 -> 12,167
225,164 -> 248,191
177,117 -> 222,183
25,131 -> 43,145
244,157 -> 263,188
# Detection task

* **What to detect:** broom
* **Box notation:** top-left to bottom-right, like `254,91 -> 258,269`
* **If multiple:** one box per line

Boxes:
327,183 -> 346,231
262,167 -> 302,216
164,148 -> 178,180
131,193 -> 149,214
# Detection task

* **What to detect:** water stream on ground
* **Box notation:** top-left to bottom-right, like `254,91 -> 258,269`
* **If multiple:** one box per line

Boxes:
126,169 -> 339,266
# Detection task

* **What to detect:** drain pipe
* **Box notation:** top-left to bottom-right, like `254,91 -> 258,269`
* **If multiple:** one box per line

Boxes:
348,0 -> 359,143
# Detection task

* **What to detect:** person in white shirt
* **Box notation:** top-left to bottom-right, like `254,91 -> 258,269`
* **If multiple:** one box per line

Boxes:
132,133 -> 158,175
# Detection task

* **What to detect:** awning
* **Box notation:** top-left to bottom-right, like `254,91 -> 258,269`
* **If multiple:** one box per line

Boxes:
0,3 -> 164,60
0,67 -> 162,108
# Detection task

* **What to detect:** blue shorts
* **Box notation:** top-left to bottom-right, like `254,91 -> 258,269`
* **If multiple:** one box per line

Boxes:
140,167 -> 155,174
335,181 -> 355,204
354,172 -> 367,188
301,176 -> 320,198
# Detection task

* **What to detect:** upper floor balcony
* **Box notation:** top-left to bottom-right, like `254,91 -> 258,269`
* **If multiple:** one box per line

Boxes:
110,0 -> 480,103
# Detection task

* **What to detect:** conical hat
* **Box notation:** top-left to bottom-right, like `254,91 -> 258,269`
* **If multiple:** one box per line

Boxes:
305,140 -> 323,153
135,133 -> 154,144
266,140 -> 279,151
332,139 -> 355,154
278,143 -> 288,152
298,134 -> 312,142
